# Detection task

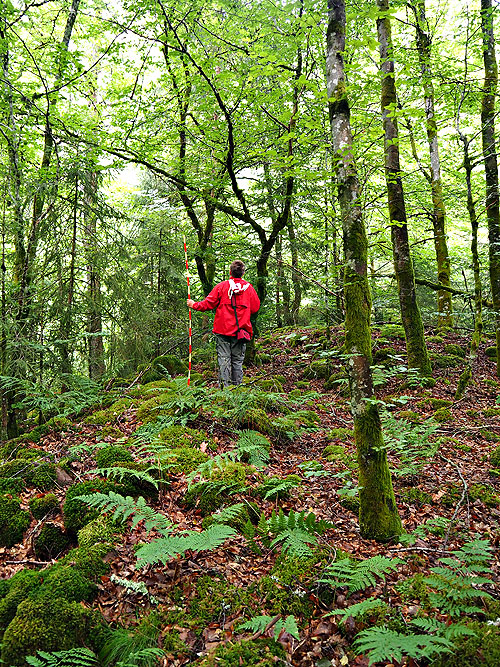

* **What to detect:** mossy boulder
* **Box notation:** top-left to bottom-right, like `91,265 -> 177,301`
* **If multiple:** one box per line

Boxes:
491,445 -> 500,468
188,576 -> 251,626
184,462 -> 248,514
33,523 -> 71,559
431,621 -> 500,667
198,638 -> 286,667
468,483 -> 499,508
0,496 -> 30,547
480,429 -> 500,442
430,353 -> 464,369
324,371 -> 349,394
34,565 -> 97,603
256,378 -> 284,392
443,343 -> 466,358
77,515 -> 121,549
373,346 -> 397,363
1,597 -> 103,667
303,360 -> 331,379
236,408 -> 275,436
398,410 -> 421,423
0,569 -> 42,631
63,479 -> 117,533
326,427 -> 353,442
379,323 -> 405,339
164,447 -> 210,475
139,355 -> 188,383
485,346 -> 497,359
433,407 -> 452,422
158,425 -> 213,450
58,543 -> 112,580
28,493 -> 59,520
135,390 -> 177,424
0,459 -> 57,491
95,445 -> 133,468
322,444 -> 350,464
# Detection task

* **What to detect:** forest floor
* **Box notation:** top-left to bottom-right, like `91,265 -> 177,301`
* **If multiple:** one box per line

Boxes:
1,325 -> 499,666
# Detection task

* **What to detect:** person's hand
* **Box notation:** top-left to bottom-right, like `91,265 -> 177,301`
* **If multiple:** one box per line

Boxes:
187,299 -> 195,308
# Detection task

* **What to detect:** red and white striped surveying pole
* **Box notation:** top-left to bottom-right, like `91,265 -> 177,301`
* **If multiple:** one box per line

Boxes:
183,235 -> 192,387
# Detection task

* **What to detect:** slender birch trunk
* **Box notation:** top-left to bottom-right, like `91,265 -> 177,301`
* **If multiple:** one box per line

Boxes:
326,0 -> 402,541
377,0 -> 431,377
480,0 -> 500,376
411,0 -> 453,329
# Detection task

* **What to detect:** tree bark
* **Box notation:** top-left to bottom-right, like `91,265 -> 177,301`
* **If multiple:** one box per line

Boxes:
480,0 -> 500,376
411,0 -> 453,329
326,0 -> 402,541
288,215 -> 301,325
377,0 -> 431,377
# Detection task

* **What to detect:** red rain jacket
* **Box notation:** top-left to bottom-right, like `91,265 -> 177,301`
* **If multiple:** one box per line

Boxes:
192,279 -> 260,338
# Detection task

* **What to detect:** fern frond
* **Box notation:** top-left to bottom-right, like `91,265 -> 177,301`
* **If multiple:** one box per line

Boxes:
115,648 -> 165,667
76,492 -> 171,534
319,556 -> 402,594
235,430 -> 271,468
186,452 -> 237,486
26,648 -> 99,667
353,627 -> 453,665
327,598 -> 389,621
271,527 -> 317,558
135,524 -> 237,567
211,503 -> 247,524
89,467 -> 159,489
236,615 -> 299,640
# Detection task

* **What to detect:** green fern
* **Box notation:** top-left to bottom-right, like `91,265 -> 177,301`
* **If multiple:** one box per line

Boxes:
298,460 -> 333,478
353,627 -> 453,665
237,614 -> 300,640
258,476 -> 300,500
26,648 -> 99,667
186,452 -> 237,487
135,524 -> 237,567
235,430 -> 271,468
76,492 -> 171,534
319,555 -> 402,594
90,467 -> 159,489
410,617 -> 477,641
115,648 -> 165,667
380,411 -> 439,477
327,598 -> 389,622
423,538 -> 493,617
211,503 -> 248,525
255,509 -> 333,558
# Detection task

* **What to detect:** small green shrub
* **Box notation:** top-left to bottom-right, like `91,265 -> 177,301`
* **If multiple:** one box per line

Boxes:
0,496 -> 30,547
33,523 -> 71,559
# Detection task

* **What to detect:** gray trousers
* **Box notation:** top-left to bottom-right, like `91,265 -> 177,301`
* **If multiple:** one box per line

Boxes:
215,334 -> 246,388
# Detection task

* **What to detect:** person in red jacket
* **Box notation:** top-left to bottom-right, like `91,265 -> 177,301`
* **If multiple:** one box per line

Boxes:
187,260 -> 260,387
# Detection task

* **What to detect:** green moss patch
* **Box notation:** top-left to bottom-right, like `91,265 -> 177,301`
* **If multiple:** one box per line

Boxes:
198,638 -> 286,667
158,425 -> 213,450
443,343 -> 466,358
0,496 -> 30,548
163,447 -> 210,475
95,445 -> 133,468
33,524 -> 71,559
63,479 -> 118,533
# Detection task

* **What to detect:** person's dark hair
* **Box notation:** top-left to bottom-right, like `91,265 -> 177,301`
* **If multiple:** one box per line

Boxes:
230,260 -> 245,279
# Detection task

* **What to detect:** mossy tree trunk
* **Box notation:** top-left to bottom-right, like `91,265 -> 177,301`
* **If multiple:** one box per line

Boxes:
410,0 -> 453,330
480,0 -> 500,377
326,0 -> 402,542
377,0 -> 431,377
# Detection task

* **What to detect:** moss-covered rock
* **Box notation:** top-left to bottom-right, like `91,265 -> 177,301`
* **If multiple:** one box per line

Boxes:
184,462 -> 249,514
433,407 -> 452,422
373,346 -> 397,363
33,523 -> 71,559
491,445 -> 500,468
1,597 -> 103,667
483,407 -> 500,417
443,343 -> 466,358
34,565 -> 97,603
468,483 -> 499,508
430,353 -> 464,369
256,378 -> 284,392
63,479 -> 117,533
31,462 -> 58,491
77,515 -> 121,549
95,445 -> 133,468
58,543 -> 111,580
189,576 -> 251,626
0,459 -> 57,491
163,447 -> 210,475
379,323 -> 405,339
135,390 -> 177,424
0,569 -> 42,631
481,429 -> 500,442
0,496 -> 30,547
485,346 -> 497,359
430,621 -> 500,667
158,425 -> 213,450
398,410 -> 421,423
322,444 -> 346,462
418,398 -> 453,410
326,427 -> 353,442
236,408 -> 275,436
30,493 -> 59,521
303,360 -> 331,379
198,638 -> 286,667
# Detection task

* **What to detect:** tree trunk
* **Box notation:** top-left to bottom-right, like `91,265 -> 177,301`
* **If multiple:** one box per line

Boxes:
288,216 -> 301,325
411,0 -> 453,329
377,0 -> 431,377
84,172 -> 105,380
326,0 -> 402,541
480,0 -> 500,376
